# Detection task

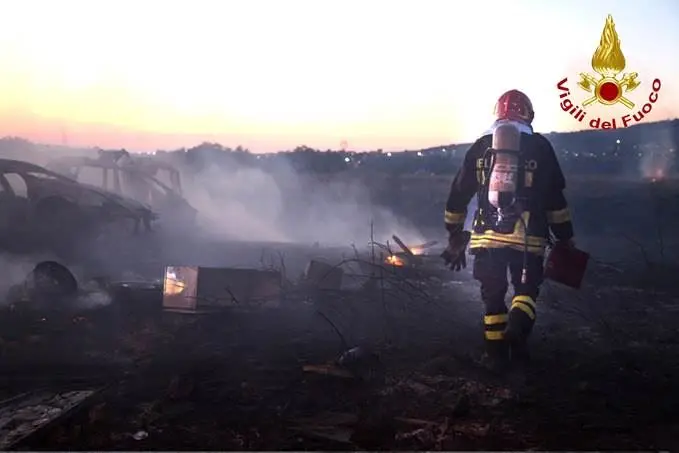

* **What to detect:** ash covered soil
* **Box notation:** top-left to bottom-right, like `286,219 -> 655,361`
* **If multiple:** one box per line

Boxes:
2,177 -> 679,451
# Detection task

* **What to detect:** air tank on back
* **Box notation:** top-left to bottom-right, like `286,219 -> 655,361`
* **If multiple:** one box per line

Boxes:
487,123 -> 522,211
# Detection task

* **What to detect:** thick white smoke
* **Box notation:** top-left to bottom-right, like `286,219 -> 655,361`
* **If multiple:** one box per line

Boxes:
179,157 -> 426,248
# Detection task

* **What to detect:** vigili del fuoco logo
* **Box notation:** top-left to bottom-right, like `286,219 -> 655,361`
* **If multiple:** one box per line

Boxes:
556,14 -> 661,130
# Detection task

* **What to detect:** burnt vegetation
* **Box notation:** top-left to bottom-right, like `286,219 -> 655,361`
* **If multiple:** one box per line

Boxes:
0,119 -> 678,450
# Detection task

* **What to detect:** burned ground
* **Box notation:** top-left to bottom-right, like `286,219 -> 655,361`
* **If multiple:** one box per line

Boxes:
1,176 -> 679,451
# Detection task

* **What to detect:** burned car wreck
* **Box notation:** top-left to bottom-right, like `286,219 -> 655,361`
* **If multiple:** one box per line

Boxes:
0,158 -> 156,254
47,150 -> 196,230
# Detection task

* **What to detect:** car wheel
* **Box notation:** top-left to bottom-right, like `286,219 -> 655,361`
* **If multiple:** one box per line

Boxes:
29,260 -> 79,298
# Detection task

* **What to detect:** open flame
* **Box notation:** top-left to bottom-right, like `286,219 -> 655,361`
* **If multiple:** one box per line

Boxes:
592,15 -> 626,78
164,269 -> 186,295
385,255 -> 405,267
383,240 -> 434,267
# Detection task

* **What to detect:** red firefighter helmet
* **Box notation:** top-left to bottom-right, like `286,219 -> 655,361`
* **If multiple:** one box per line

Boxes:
494,90 -> 534,125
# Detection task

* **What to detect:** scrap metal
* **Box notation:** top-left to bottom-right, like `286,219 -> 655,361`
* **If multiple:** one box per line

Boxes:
47,152 -> 196,228
0,158 -> 156,253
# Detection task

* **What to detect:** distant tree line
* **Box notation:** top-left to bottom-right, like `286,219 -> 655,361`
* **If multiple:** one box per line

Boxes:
1,119 -> 677,178
154,119 -> 678,177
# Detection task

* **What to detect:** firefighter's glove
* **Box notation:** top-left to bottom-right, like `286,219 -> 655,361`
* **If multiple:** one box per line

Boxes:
441,230 -> 471,271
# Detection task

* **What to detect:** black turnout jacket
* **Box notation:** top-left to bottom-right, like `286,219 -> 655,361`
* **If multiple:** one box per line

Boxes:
444,131 -> 573,256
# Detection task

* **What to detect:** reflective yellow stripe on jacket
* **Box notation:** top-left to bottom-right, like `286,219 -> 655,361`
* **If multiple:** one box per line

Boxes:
546,207 -> 571,224
444,209 -> 466,225
470,212 -> 547,255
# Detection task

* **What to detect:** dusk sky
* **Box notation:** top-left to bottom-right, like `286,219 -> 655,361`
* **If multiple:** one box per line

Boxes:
1,0 -> 677,153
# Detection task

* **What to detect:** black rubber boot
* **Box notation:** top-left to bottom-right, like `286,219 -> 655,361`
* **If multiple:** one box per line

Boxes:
510,338 -> 530,368
480,340 -> 510,374
504,322 -> 531,371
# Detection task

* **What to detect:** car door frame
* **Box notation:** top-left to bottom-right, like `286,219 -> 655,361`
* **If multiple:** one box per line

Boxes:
0,171 -> 34,239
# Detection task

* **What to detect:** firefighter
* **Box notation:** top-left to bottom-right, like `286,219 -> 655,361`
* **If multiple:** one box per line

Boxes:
442,89 -> 574,371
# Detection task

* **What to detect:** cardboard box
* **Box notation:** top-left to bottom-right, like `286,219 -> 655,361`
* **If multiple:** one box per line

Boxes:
162,266 -> 282,312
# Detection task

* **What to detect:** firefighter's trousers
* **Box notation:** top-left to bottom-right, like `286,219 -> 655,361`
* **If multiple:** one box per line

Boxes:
472,248 -> 543,357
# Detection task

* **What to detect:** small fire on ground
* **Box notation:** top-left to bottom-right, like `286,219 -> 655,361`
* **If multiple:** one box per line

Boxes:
385,254 -> 406,267
384,245 -> 425,267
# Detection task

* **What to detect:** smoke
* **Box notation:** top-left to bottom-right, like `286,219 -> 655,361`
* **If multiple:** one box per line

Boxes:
0,253 -> 54,304
180,157 -> 426,248
0,253 -> 113,309
76,280 -> 113,309
0,137 -> 94,167
639,150 -> 672,180
633,123 -> 676,180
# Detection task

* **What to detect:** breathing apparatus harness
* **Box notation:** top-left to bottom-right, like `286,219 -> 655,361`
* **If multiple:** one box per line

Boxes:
479,126 -> 530,284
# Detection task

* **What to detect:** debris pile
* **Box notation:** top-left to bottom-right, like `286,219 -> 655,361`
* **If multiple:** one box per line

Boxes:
162,266 -> 282,312
0,389 -> 101,450
1,234 -> 678,451
383,236 -> 440,269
